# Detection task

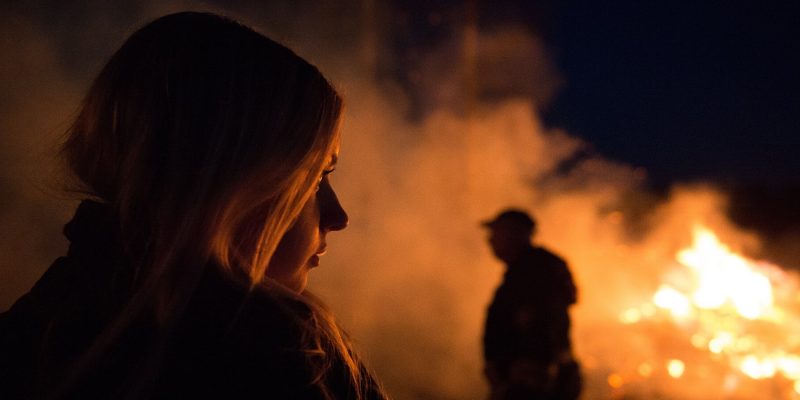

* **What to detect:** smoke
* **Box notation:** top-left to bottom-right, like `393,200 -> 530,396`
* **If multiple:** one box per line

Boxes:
318,81 -> 772,398
0,2 -> 788,399
316,92 -> 581,398
0,8 -> 82,308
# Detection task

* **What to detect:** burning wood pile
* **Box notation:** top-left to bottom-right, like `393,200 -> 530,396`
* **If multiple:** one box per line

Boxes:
597,226 -> 800,399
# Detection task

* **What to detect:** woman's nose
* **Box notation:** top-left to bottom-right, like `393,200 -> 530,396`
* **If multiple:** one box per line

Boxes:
319,181 -> 348,232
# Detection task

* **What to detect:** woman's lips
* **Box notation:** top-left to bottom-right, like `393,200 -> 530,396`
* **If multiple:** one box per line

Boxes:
310,245 -> 327,268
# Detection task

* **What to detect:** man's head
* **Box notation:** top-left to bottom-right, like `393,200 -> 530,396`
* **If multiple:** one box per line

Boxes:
481,209 -> 536,263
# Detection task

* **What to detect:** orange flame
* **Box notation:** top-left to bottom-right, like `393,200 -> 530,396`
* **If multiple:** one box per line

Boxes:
617,225 -> 800,396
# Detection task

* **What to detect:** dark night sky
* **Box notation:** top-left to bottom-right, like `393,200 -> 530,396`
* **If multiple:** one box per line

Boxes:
450,0 -> 800,257
392,0 -> 799,189
542,1 -> 800,188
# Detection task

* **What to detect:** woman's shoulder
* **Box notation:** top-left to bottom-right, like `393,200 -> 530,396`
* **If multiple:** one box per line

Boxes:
161,267 -> 324,397
179,265 -> 316,354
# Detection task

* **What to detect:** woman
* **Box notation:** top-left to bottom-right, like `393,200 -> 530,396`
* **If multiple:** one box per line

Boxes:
0,12 -> 387,399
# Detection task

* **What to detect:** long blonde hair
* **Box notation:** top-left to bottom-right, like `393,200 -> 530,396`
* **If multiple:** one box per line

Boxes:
59,12 -> 382,399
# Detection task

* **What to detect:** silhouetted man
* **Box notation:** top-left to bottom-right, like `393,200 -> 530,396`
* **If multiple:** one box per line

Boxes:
481,209 -> 581,400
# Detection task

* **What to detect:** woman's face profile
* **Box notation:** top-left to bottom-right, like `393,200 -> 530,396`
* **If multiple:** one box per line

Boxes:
266,151 -> 348,292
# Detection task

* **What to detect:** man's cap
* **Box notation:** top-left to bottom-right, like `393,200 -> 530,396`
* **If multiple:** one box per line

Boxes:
481,208 -> 536,234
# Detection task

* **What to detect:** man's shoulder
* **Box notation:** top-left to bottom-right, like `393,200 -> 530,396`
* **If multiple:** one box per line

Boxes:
529,246 -> 568,267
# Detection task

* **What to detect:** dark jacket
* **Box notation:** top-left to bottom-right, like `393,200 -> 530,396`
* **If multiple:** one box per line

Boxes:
0,201 -> 384,399
483,246 -> 577,369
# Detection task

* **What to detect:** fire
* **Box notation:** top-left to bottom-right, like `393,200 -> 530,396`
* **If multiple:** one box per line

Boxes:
615,225 -> 800,397
676,227 -> 773,319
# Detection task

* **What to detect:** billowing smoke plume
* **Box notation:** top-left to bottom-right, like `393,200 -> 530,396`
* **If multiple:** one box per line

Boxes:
319,78 -> 773,399
1,2 -> 790,399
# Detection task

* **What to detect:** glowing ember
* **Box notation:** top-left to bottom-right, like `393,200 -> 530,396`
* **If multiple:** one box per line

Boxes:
615,224 -> 800,397
637,363 -> 653,377
667,359 -> 685,378
607,373 -> 624,388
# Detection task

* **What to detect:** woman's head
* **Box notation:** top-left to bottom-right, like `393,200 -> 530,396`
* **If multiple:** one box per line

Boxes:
62,12 -> 346,292
52,13 -> 387,399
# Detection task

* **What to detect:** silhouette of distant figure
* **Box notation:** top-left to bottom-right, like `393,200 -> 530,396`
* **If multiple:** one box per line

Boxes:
481,209 -> 581,400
